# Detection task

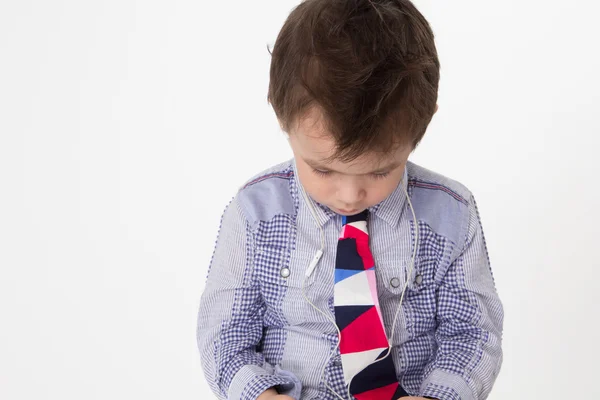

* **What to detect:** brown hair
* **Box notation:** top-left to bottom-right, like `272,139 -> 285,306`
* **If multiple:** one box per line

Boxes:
267,0 -> 440,162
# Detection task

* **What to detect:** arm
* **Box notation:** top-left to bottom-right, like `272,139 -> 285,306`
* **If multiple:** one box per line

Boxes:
196,195 -> 301,400
419,194 -> 504,400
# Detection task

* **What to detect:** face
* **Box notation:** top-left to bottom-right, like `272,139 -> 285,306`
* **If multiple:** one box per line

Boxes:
285,109 -> 413,216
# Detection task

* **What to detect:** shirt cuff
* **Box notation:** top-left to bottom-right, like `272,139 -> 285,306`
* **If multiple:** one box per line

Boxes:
228,364 -> 302,400
419,369 -> 474,400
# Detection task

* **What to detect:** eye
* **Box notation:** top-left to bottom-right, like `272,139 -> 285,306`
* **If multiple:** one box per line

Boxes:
312,168 -> 332,177
371,172 -> 390,179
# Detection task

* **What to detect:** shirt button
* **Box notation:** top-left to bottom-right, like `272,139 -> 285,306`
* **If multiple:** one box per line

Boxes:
390,277 -> 401,288
280,267 -> 290,278
415,274 -> 423,285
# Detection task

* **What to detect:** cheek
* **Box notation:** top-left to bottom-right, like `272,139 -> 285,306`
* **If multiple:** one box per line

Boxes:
369,179 -> 401,202
297,167 -> 330,198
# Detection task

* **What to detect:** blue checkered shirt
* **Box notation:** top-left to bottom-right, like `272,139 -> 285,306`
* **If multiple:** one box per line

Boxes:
196,159 -> 503,400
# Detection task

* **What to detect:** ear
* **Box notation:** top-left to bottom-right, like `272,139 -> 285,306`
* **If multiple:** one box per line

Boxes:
434,104 -> 439,114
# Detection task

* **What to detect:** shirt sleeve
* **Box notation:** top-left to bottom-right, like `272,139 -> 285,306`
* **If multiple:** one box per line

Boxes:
419,193 -> 504,400
196,195 -> 302,400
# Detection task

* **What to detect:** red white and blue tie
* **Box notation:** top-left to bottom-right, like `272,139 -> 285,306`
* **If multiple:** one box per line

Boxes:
334,210 -> 409,399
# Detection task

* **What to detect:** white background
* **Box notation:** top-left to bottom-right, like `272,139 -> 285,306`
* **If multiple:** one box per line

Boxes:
1,0 -> 599,399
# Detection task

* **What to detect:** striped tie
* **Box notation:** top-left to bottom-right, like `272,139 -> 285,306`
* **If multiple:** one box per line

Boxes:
333,210 -> 408,399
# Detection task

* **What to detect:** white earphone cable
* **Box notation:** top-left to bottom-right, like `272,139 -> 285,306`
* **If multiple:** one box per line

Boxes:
297,172 -> 418,400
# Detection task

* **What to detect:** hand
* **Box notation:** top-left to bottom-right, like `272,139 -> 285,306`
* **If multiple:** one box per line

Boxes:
257,388 -> 294,400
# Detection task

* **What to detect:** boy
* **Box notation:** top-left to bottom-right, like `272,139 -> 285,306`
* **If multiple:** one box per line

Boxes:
196,0 -> 503,399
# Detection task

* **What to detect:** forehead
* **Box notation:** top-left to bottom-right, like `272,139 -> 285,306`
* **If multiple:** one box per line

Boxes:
298,135 -> 396,166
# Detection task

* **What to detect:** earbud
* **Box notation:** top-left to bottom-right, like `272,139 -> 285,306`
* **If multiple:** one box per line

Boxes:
305,249 -> 323,277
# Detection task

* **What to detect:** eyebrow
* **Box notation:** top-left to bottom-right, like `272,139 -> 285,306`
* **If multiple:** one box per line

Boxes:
304,158 -> 401,174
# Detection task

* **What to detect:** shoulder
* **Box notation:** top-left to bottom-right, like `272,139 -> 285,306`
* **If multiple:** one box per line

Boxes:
405,160 -> 476,251
234,159 -> 296,228
406,160 -> 471,205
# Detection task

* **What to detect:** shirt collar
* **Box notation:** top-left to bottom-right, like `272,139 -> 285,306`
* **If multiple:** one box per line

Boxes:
291,158 -> 409,228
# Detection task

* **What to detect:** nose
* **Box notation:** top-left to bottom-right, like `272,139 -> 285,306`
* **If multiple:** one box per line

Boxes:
336,178 -> 365,208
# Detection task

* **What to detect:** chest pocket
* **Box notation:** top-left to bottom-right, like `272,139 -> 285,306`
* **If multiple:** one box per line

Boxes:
253,246 -> 318,327
377,256 -> 439,337
253,246 -> 317,288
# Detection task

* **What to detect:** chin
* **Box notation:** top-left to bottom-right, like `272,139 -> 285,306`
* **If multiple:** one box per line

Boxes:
330,206 -> 365,216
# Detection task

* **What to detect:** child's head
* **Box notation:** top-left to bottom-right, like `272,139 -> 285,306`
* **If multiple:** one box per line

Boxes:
268,0 -> 439,215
